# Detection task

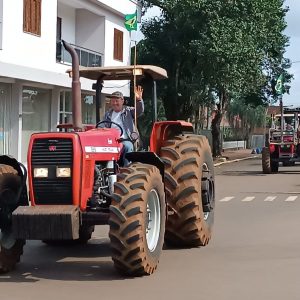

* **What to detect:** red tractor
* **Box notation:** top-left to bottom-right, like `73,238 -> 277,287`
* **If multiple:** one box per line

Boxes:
0,42 -> 215,276
262,109 -> 300,174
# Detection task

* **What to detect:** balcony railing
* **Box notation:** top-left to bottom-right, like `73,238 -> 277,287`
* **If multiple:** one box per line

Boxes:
56,40 -> 103,67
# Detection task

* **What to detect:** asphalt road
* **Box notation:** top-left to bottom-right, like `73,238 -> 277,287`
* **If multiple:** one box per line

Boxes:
1,158 -> 300,300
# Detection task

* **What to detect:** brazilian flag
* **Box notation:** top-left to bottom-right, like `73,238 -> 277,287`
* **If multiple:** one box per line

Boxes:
124,11 -> 137,31
275,74 -> 284,95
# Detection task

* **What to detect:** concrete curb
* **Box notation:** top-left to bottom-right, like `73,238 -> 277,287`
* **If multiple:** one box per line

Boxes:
214,155 -> 259,167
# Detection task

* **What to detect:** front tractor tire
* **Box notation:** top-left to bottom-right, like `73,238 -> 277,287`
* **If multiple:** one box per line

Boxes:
262,147 -> 271,174
0,164 -> 25,273
160,135 -> 215,248
109,163 -> 165,276
262,147 -> 279,173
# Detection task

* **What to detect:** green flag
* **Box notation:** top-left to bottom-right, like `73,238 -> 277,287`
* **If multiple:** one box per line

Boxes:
124,11 -> 137,31
275,74 -> 284,95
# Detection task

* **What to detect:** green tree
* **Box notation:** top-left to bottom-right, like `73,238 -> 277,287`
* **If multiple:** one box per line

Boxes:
227,97 -> 267,143
139,0 -> 291,157
138,7 -> 211,121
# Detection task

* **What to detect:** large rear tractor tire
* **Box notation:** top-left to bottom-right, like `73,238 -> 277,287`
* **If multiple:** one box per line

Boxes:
109,163 -> 165,276
262,147 -> 271,174
0,164 -> 25,273
160,135 -> 215,248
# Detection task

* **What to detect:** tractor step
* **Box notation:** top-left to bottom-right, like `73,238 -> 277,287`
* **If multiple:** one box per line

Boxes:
12,205 -> 80,240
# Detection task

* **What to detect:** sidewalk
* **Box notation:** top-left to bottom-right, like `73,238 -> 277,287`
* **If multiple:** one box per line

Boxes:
213,148 -> 259,166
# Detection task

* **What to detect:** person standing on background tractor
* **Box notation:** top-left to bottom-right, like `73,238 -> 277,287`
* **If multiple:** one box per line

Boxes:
103,86 -> 144,166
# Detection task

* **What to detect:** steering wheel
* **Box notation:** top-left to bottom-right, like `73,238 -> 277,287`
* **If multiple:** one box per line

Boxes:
96,120 -> 124,137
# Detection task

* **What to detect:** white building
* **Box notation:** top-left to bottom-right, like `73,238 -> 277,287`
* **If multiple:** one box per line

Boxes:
0,0 -> 139,162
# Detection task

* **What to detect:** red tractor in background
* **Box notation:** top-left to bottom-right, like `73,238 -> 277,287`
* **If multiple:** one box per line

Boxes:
0,41 -> 215,276
262,108 -> 300,173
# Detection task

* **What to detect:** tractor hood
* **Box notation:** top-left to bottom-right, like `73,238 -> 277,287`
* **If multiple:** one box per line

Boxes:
77,128 -> 121,154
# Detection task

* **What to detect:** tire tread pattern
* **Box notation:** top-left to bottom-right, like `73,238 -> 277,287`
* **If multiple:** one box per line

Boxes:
262,147 -> 271,174
160,135 -> 214,247
0,164 -> 25,273
109,163 -> 165,276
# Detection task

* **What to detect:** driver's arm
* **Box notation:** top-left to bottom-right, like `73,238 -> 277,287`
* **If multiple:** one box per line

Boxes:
129,100 -> 144,118
136,99 -> 144,117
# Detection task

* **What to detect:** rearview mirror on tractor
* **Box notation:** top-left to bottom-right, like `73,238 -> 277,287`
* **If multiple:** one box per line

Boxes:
130,132 -> 139,142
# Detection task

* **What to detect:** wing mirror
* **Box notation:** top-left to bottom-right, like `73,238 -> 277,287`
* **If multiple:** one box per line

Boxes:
130,132 -> 139,142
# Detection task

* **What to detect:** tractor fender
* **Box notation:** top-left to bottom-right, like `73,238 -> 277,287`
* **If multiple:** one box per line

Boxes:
0,155 -> 29,206
125,152 -> 164,178
150,121 -> 194,154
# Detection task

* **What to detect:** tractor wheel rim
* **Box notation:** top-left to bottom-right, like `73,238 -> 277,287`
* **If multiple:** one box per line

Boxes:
203,180 -> 214,221
146,189 -> 161,252
201,163 -> 214,221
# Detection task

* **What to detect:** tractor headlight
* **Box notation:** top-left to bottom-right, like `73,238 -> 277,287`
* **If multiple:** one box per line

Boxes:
34,168 -> 48,178
56,167 -> 71,178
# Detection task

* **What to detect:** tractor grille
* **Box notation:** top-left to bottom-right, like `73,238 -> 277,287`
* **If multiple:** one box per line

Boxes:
31,138 -> 73,205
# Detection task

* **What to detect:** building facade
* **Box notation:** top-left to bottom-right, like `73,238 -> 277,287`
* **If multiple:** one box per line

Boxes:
0,0 -> 139,162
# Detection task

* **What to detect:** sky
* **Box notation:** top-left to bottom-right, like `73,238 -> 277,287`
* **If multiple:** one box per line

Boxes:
284,0 -> 300,106
139,1 -> 299,107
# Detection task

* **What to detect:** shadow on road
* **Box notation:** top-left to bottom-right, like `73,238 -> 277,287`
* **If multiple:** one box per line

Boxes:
221,170 -> 265,176
0,238 -> 204,283
275,170 -> 300,174
0,238 -> 130,283
222,169 -> 300,176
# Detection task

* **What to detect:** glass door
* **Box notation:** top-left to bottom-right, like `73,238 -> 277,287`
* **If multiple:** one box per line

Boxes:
22,87 -> 51,162
0,83 -> 11,155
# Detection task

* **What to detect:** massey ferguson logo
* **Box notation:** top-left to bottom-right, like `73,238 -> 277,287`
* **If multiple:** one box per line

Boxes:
49,145 -> 57,151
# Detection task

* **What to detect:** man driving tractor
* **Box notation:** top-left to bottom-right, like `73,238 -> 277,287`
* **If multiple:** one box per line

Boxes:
103,85 -> 144,166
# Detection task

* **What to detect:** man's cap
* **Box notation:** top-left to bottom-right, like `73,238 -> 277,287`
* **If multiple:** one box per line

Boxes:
107,91 -> 124,99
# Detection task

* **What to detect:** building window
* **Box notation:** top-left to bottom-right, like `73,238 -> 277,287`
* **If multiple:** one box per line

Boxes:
56,17 -> 62,62
114,28 -> 123,61
0,0 -> 3,49
59,91 -> 72,124
59,92 -> 96,125
23,0 -> 42,36
82,94 -> 96,124
22,87 -> 51,162
0,83 -> 12,155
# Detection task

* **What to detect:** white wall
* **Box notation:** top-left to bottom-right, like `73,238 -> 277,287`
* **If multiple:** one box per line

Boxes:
58,2 -> 76,45
104,18 -> 131,67
0,0 -> 57,71
101,13 -> 131,97
75,9 -> 105,55
97,0 -> 138,15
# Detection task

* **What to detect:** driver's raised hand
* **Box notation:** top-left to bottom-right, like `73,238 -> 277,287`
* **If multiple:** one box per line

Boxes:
135,86 -> 143,101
